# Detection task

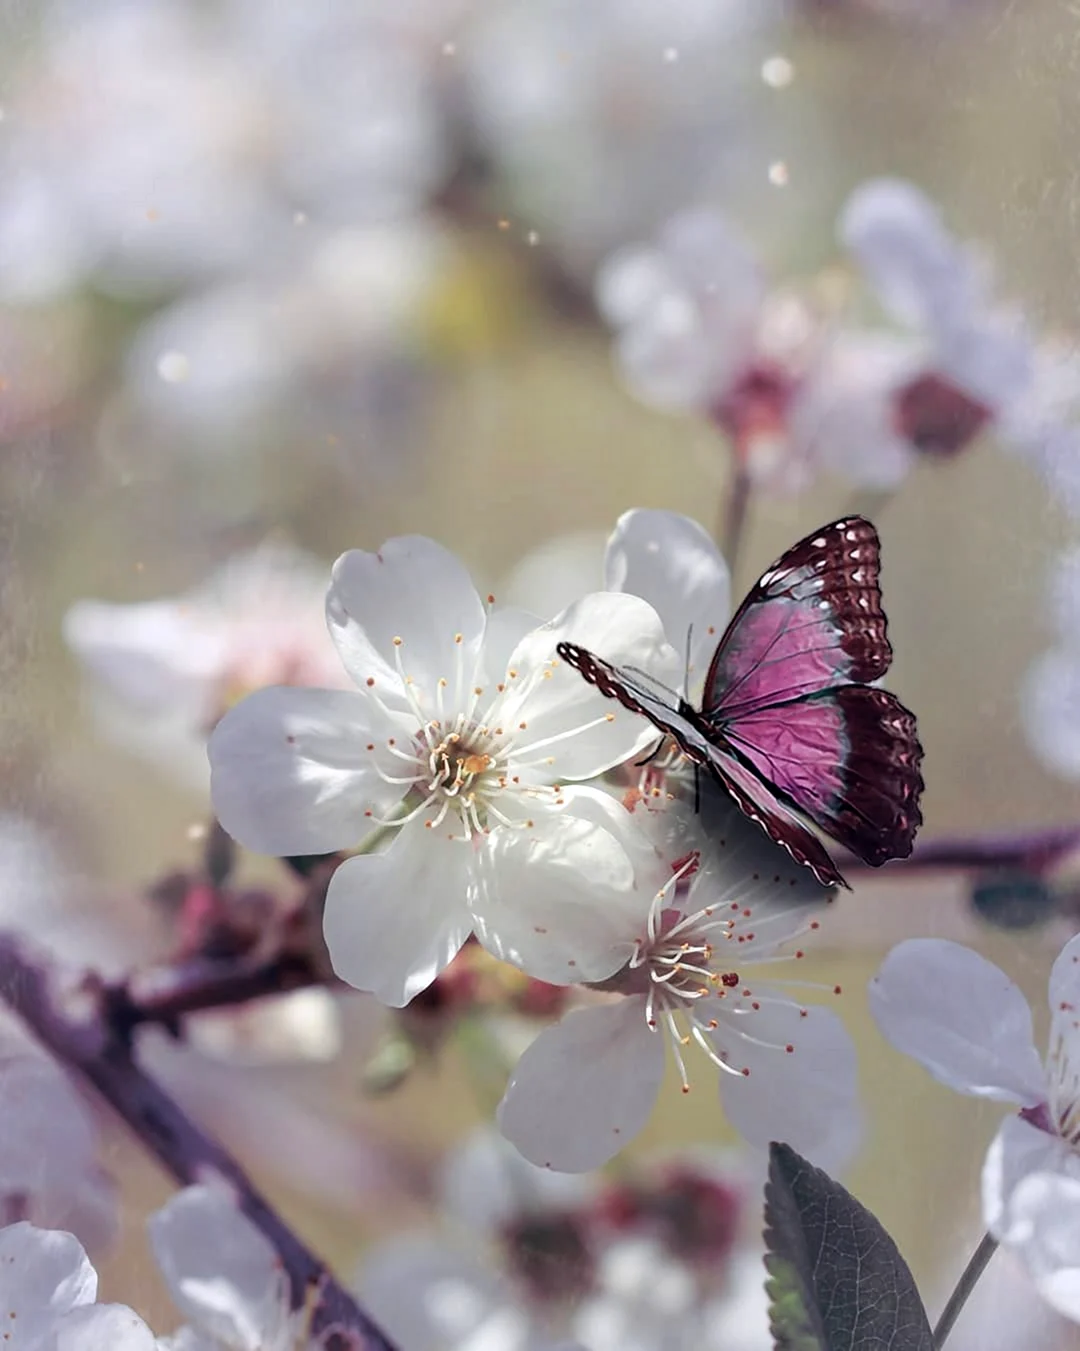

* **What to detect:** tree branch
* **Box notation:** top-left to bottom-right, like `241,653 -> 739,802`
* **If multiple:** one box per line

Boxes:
848,823 -> 1080,877
0,933 -> 395,1349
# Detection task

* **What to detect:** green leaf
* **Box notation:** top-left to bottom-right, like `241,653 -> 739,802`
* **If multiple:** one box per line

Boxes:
764,1142 -> 934,1351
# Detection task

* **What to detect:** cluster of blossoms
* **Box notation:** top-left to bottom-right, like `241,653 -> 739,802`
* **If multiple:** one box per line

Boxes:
872,933 -> 1080,1321
598,178 -> 1080,497
361,1129 -> 771,1351
201,509 -> 858,1172
0,1183 -> 321,1349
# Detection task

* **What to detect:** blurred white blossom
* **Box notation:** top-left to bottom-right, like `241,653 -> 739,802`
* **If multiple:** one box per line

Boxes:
463,0 -> 794,279
871,935 -> 1080,1325
360,1129 -> 772,1351
64,541 -> 345,787
0,1053 -> 116,1252
150,1184 -> 306,1351
0,0 -> 454,302
597,207 -> 911,492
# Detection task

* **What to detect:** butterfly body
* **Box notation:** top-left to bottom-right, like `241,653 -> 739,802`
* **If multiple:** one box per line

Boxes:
558,517 -> 924,888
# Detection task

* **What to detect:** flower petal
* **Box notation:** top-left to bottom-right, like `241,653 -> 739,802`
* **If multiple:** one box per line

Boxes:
438,1128 -> 593,1241
840,178 -> 973,332
982,1115 -> 1077,1244
604,509 -> 730,685
0,1223 -> 97,1326
1009,1171 -> 1080,1324
326,538 -> 486,708
473,788 -> 646,985
714,996 -> 861,1173
500,592 -> 682,782
63,599 -> 222,720
148,1185 -> 288,1349
52,1304 -> 160,1351
1021,648 -> 1080,782
869,939 -> 1046,1106
498,1001 -> 664,1172
209,686 -> 405,856
358,1236 -> 513,1351
322,819 -> 474,1007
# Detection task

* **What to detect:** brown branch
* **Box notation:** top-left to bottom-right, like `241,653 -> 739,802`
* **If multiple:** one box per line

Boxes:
0,933 -> 395,1349
103,953 -> 336,1041
847,824 -> 1080,877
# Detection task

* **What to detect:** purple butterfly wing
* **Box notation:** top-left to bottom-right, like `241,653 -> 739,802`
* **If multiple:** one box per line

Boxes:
701,749 -> 850,889
703,517 -> 890,719
719,686 -> 924,868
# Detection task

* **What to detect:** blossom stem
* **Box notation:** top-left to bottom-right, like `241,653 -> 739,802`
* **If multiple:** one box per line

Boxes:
847,823 -> 1080,876
103,952 -> 332,1039
0,932 -> 397,1350
719,464 -> 751,576
932,1232 -> 999,1348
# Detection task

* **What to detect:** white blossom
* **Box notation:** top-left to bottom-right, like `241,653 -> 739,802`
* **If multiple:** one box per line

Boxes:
209,535 -> 679,1006
497,789 -> 859,1173
149,1186 -> 303,1351
597,209 -> 913,492
870,935 -> 1080,1323
0,1223 -> 155,1349
360,1129 -> 772,1351
64,542 -> 345,786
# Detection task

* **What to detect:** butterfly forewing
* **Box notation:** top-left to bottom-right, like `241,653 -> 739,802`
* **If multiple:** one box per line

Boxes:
703,517 -> 891,720
556,515 -> 924,885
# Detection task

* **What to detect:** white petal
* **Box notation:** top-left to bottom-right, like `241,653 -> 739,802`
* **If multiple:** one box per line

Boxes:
148,1185 -> 287,1349
51,1304 -> 160,1351
498,1001 -> 665,1172
869,939 -> 1046,1105
358,1236 -> 511,1351
0,1224 -> 97,1326
476,607 -> 544,689
322,819 -> 474,1006
208,686 -> 404,856
715,997 -> 861,1173
0,1055 -> 99,1193
595,245 -> 673,328
603,509 -> 730,685
187,987 -> 342,1066
614,295 -> 718,412
990,1162 -> 1080,1323
439,1128 -> 592,1240
1047,934 -> 1080,1106
326,538 -> 486,709
500,592 -> 682,782
1020,648 -> 1080,781
982,1115 -> 1077,1244
499,531 -> 608,622
473,789 -> 646,985
839,178 -> 972,331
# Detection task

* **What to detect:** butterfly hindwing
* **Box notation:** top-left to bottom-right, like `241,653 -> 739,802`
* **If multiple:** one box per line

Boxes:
703,517 -> 891,719
719,685 -> 924,867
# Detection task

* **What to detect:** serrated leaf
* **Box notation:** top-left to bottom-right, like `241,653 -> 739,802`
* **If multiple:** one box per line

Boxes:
764,1142 -> 934,1351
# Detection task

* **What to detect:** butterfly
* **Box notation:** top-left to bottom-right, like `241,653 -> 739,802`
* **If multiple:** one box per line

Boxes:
557,516 -> 924,889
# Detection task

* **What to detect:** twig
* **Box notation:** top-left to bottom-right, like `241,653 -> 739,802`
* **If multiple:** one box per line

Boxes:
719,465 -> 752,579
104,953 -> 333,1040
847,824 -> 1080,877
932,1232 -> 998,1348
0,933 -> 396,1349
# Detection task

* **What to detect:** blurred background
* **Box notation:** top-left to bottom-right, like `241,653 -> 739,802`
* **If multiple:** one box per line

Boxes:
4,0 -> 1080,1343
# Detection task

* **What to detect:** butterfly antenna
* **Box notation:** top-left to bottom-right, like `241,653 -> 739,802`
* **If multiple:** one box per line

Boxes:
683,624 -> 694,700
635,741 -> 664,768
693,763 -> 700,815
